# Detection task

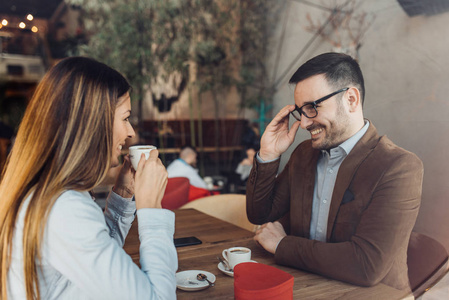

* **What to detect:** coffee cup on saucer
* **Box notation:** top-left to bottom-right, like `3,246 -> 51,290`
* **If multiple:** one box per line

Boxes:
222,247 -> 251,270
204,176 -> 214,190
129,145 -> 157,170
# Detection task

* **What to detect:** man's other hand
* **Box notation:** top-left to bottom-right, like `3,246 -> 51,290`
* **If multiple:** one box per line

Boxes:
254,221 -> 287,254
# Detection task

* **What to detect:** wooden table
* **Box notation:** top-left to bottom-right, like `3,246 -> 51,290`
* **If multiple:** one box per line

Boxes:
124,209 -> 413,300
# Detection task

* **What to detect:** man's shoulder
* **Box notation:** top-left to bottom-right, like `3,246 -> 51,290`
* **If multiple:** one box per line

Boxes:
167,159 -> 183,170
357,121 -> 422,166
361,135 -> 423,176
376,135 -> 422,162
167,158 -> 196,177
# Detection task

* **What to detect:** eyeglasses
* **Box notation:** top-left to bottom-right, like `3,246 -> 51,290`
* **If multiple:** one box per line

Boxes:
290,87 -> 349,121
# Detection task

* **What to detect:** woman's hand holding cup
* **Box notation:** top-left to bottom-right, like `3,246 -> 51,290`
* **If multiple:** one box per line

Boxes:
134,149 -> 168,209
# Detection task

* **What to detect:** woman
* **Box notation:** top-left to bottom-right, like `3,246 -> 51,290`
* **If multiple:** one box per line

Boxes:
0,57 -> 177,299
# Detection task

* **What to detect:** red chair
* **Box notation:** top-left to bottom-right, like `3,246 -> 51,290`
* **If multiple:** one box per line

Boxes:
161,177 -> 190,210
188,185 -> 221,202
188,185 -> 212,202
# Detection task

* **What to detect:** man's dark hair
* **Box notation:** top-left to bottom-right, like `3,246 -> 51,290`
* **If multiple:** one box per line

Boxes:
289,52 -> 365,104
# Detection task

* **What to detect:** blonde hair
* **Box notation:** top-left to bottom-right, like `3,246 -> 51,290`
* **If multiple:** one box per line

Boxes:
0,57 -> 130,300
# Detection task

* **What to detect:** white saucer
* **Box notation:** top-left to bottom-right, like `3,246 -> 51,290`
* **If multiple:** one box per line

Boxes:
217,262 -> 234,277
217,260 -> 257,277
176,270 -> 216,291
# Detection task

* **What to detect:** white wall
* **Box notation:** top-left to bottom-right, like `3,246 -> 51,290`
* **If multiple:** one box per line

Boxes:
269,0 -> 449,250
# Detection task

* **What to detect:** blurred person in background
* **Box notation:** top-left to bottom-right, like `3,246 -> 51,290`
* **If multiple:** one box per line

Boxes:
167,146 -> 207,189
235,147 -> 257,183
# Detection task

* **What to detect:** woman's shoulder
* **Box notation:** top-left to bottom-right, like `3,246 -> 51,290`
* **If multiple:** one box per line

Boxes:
59,189 -> 92,199
44,190 -> 108,253
48,190 -> 104,227
53,190 -> 99,210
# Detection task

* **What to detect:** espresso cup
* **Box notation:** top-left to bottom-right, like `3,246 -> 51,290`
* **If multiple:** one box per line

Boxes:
204,176 -> 214,190
129,145 -> 157,170
222,247 -> 251,269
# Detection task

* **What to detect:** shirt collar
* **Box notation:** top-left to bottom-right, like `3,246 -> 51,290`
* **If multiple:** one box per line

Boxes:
178,158 -> 189,166
339,120 -> 370,155
322,120 -> 370,157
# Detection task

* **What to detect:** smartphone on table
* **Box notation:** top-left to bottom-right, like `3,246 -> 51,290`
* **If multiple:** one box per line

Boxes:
174,236 -> 202,247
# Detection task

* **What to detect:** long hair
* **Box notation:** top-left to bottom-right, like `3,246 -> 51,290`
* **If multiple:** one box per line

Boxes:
0,57 -> 130,300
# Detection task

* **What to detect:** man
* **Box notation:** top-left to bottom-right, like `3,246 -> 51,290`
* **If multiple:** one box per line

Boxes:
167,146 -> 208,189
246,52 -> 423,291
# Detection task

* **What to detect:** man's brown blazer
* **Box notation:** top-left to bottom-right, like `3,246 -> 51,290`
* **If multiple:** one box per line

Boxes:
246,122 -> 423,290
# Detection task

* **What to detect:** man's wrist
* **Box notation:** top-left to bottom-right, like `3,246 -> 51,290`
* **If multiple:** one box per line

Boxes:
256,152 -> 280,163
274,237 -> 284,253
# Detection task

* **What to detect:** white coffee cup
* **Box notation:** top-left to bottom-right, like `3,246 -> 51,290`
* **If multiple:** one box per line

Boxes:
222,247 -> 251,269
129,145 -> 157,170
204,176 -> 214,190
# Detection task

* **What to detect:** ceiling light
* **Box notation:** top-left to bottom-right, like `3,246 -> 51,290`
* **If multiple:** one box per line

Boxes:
27,14 -> 34,21
31,26 -> 38,33
1,19 -> 7,26
19,22 -> 26,29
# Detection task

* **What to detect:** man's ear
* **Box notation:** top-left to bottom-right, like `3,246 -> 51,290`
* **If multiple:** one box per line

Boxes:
346,87 -> 361,112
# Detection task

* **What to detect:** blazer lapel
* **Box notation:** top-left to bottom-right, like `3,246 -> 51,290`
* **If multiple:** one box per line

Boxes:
302,149 -> 320,238
326,121 -> 381,240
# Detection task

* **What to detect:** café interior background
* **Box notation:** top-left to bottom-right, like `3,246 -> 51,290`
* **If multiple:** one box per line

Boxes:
1,0 -> 449,251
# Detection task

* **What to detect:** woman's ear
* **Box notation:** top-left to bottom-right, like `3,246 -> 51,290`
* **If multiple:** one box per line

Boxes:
346,87 -> 361,112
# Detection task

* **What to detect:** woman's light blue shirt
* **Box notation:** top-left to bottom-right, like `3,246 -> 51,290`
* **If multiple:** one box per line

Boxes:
7,190 -> 177,299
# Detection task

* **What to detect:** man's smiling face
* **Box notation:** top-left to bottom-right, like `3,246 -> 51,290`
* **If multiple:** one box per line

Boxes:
293,74 -> 352,150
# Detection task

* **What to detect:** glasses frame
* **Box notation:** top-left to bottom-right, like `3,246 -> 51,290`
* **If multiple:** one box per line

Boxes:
291,87 -> 349,121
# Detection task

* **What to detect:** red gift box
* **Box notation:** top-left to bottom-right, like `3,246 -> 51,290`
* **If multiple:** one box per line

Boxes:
234,262 -> 294,300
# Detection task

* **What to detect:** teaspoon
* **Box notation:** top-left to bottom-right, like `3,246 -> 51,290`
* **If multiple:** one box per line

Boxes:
217,256 -> 232,271
197,273 -> 215,287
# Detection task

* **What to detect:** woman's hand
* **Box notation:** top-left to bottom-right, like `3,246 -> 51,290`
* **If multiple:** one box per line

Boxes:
134,150 -> 168,209
112,155 -> 135,198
